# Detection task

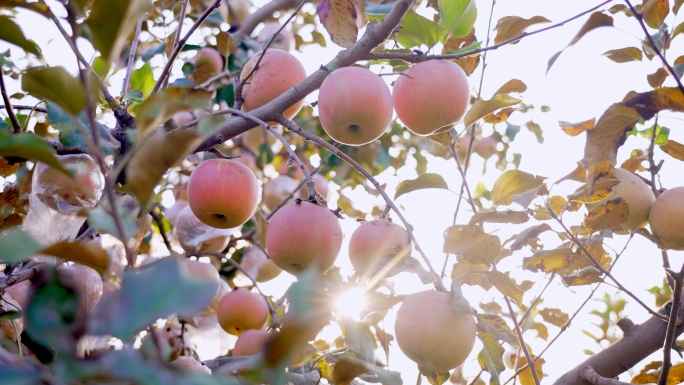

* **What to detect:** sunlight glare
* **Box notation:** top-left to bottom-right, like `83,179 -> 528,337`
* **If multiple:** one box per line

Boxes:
336,288 -> 367,320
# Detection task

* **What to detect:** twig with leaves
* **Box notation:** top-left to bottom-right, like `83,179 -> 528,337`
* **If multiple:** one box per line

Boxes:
121,19 -> 145,98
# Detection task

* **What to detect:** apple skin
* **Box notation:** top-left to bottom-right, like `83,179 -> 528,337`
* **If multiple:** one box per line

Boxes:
174,207 -> 233,254
216,288 -> 269,335
57,264 -> 104,314
164,198 -> 189,226
169,356 -> 212,374
607,168 -> 655,230
172,111 -> 195,128
473,135 -> 498,159
232,329 -> 271,356
262,175 -> 299,210
257,23 -> 294,52
241,49 -> 306,121
240,246 -> 283,282
192,48 -> 223,85
348,220 -> 411,276
318,67 -> 393,146
266,201 -> 343,275
649,186 -> 684,250
393,60 -> 470,136
394,290 -> 476,373
187,159 -> 260,229
33,154 -> 104,214
296,174 -> 330,201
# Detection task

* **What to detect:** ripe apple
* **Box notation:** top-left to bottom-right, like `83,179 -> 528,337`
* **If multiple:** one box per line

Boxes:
649,186 -> 684,250
233,150 -> 260,175
318,67 -> 393,146
296,174 -> 330,201
606,168 -> 655,230
241,49 -> 306,121
33,154 -> 104,214
348,219 -> 411,276
169,355 -> 212,374
192,47 -> 223,85
262,175 -> 299,210
183,259 -> 221,297
232,329 -> 271,356
185,271 -> 231,329
257,23 -> 294,52
187,159 -> 260,229
393,60 -> 470,136
394,290 -> 476,372
240,127 -> 278,153
219,0 -> 251,25
216,288 -> 269,335
172,111 -> 195,128
57,264 -> 104,314
266,201 -> 343,275
473,135 -> 498,159
174,207 -> 233,254
240,246 -> 283,282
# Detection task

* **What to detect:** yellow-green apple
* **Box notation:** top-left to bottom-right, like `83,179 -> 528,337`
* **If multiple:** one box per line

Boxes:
266,201 -> 343,275
241,49 -> 306,122
393,60 -> 470,136
649,186 -> 684,250
216,288 -> 269,335
318,66 -> 393,146
394,290 -> 476,372
187,159 -> 259,229
33,154 -> 104,214
348,219 -> 411,276
232,329 -> 271,356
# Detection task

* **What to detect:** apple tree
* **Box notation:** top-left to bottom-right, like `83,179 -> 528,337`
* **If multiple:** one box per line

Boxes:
0,0 -> 683,384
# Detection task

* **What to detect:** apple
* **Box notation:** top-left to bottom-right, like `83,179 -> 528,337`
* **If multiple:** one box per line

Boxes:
174,207 -> 233,254
172,111 -> 195,128
318,66 -> 393,146
169,355 -> 212,374
240,246 -> 283,282
185,272 -> 231,329
473,135 -> 498,159
241,127 -> 278,153
219,0 -> 251,25
262,175 -> 299,210
192,47 -> 223,85
266,201 -> 343,275
607,168 -> 655,231
296,174 -> 330,202
241,49 -> 306,122
164,198 -> 189,226
187,159 -> 260,229
394,290 -> 476,372
348,220 -> 411,276
257,23 -> 294,52
233,150 -> 260,175
649,186 -> 684,250
33,154 -> 104,214
393,60 -> 470,136
57,264 -> 104,314
216,288 -> 269,335
232,329 -> 271,356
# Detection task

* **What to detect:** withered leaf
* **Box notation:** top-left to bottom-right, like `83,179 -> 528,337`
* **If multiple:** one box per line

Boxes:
443,225 -> 501,264
624,87 -> 684,120
660,140 -> 684,161
558,118 -> 595,137
510,223 -> 552,251
583,198 -> 629,233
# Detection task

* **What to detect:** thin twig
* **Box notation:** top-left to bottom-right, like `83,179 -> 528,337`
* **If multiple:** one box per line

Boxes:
0,71 -> 21,133
0,105 -> 47,113
152,0 -> 222,94
0,263 -> 44,291
121,18 -> 144,98
657,259 -> 684,385
505,297 -> 541,385
278,116 -> 446,292
309,346 -> 348,369
150,208 -> 173,252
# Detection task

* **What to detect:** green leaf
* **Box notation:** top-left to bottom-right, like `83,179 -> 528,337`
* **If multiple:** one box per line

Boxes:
394,173 -> 449,200
88,256 -> 218,340
22,67 -> 85,116
88,198 -> 139,242
130,63 -> 155,99
86,0 -> 152,63
0,130 -> 71,176
0,15 -> 41,56
438,0 -> 476,39
396,11 -> 444,49
47,103 -> 121,156
463,94 -> 521,127
316,0 -> 358,48
0,228 -> 44,263
134,87 -> 211,140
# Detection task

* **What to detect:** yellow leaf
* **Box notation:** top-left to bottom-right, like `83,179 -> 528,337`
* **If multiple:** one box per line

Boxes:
558,118 -> 595,137
510,223 -> 552,251
522,247 -> 581,273
641,0 -> 669,29
625,87 -> 684,120
491,170 -> 546,206
443,225 -> 501,264
660,140 -> 684,161
493,15 -> 550,44
493,79 -> 527,96
538,308 -> 569,327
463,94 -> 521,127
620,149 -> 648,172
394,173 -> 449,200
547,12 -> 613,73
583,198 -> 629,233
647,68 -> 668,88
483,107 -> 515,124
42,241 -> 110,274
602,46 -> 643,62
481,270 -> 524,305
468,210 -> 529,225
451,259 -> 489,285
317,0 -> 358,48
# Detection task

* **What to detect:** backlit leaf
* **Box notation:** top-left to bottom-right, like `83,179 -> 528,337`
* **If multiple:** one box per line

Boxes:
22,67 -> 85,116
86,0 -> 152,63
438,0 -> 476,39
677,0 -> 684,14
42,241 -> 110,274
580,103 -> 641,195
547,12 -> 613,73
493,15 -> 550,44
481,271 -> 524,305
0,15 -> 41,56
583,198 -> 629,233
493,79 -> 527,96
522,248 -> 582,274
394,173 -> 449,200
463,94 -> 521,127
491,170 -> 546,206
129,62 -> 155,99
538,308 -> 569,327
476,314 -> 517,345
624,87 -> 684,120
468,211 -> 529,225
477,332 -> 505,383
559,118 -> 595,137
0,130 -> 71,176
0,228 -> 44,263
647,68 -> 668,89
510,223 -> 552,251
134,87 -> 211,139
443,225 -> 501,264
451,259 -> 490,286
641,0 -> 669,29
674,22 -> 684,40
420,369 -> 449,385
660,140 -> 684,160
317,0 -> 358,48
602,46 -> 643,63
395,11 -> 443,49
561,266 -> 604,286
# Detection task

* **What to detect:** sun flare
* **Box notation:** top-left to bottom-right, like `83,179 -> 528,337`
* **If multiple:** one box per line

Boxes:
335,288 -> 368,320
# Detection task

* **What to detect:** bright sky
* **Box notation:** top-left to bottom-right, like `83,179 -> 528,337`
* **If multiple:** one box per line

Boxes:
2,0 -> 684,383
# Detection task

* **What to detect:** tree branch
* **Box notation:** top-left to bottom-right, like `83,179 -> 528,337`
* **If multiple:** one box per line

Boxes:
579,366 -> 632,385
235,0 -> 311,40
0,71 -> 21,133
121,18 -> 144,98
